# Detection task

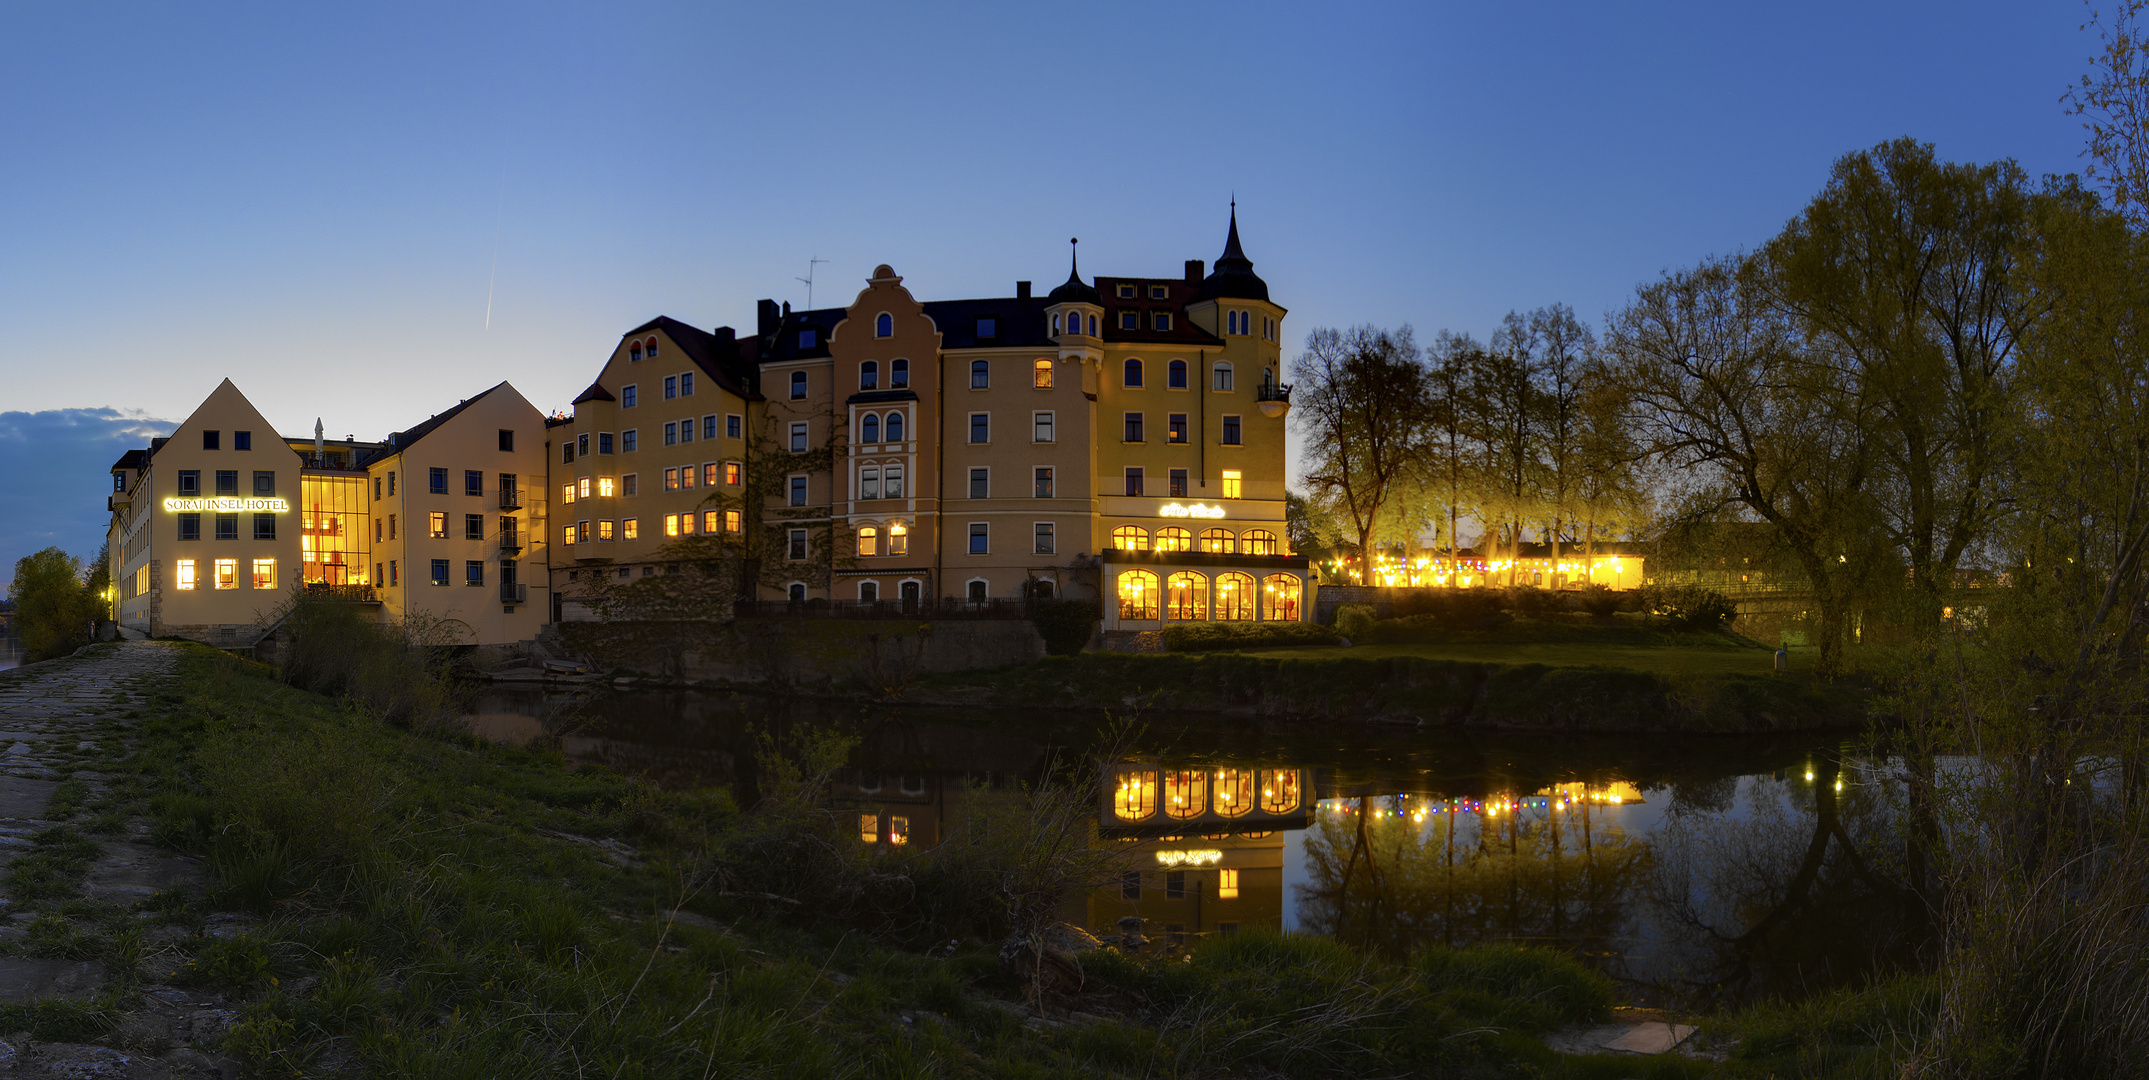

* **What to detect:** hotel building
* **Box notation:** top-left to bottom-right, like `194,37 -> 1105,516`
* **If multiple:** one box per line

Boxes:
106,379 -> 551,647
549,212 -> 1314,628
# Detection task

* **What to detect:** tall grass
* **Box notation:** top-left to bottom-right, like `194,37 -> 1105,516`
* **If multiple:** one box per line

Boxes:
268,588 -> 464,725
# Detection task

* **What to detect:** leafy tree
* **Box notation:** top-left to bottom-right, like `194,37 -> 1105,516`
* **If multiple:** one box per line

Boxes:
1526,304 -> 1596,581
1291,326 -> 1431,584
1478,315 -> 1544,585
1427,331 -> 1487,586
7,548 -> 98,662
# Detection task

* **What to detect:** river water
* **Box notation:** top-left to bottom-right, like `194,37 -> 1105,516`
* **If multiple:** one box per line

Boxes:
468,685 -> 1922,1009
0,632 -> 22,672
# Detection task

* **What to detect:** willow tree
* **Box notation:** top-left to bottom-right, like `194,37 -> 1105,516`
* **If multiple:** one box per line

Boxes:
1608,256 -> 1889,674
1292,325 -> 1430,584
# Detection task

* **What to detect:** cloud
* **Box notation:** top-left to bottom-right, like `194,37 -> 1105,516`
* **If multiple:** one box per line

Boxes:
0,408 -> 175,594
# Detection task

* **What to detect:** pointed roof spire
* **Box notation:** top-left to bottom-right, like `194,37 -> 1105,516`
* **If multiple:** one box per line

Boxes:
1202,202 -> 1269,301
1047,235 -> 1100,303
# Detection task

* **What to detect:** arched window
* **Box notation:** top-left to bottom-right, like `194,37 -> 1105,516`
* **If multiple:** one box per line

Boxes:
860,361 -> 878,390
1118,569 -> 1159,619
1033,359 -> 1053,389
1258,769 -> 1301,814
1200,528 -> 1235,553
857,526 -> 879,557
1088,314 -> 1098,335
790,371 -> 807,399
1166,572 -> 1208,620
1114,768 -> 1158,820
1028,579 -> 1055,599
1162,769 -> 1208,820
860,413 -> 880,444
875,312 -> 893,337
646,337 -> 659,356
1263,573 -> 1301,621
884,412 -> 904,442
1213,769 -> 1254,817
888,521 -> 908,555
1213,362 -> 1234,391
971,360 -> 989,389
1168,359 -> 1188,389
1215,572 -> 1256,620
1123,358 -> 1143,387
1051,313 -> 1062,335
1242,529 -> 1279,556
1154,527 -> 1193,553
1111,525 -> 1149,551
629,342 -> 643,361
891,358 -> 910,388
859,580 -> 879,602
787,582 -> 807,603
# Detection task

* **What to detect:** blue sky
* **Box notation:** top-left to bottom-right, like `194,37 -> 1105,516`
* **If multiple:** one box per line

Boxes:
0,1 -> 2097,585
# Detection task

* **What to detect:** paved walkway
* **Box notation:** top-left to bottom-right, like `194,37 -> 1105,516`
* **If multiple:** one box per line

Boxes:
0,643 -> 240,1078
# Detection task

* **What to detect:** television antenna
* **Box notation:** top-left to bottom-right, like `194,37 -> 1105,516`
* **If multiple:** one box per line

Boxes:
797,256 -> 829,309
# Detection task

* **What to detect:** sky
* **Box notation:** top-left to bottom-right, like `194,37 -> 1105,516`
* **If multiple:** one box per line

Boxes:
0,1 -> 2100,587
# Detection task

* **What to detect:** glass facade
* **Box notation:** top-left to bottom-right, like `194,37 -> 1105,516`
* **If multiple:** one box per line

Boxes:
300,474 -> 372,587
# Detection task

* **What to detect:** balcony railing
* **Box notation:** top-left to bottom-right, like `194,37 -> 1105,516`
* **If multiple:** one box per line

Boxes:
501,583 -> 528,604
1255,382 -> 1292,403
303,583 -> 380,603
499,486 -> 522,511
296,454 -> 364,472
498,532 -> 523,555
734,598 -> 1036,620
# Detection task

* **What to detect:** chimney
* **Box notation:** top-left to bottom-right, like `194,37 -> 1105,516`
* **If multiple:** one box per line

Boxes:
757,299 -> 780,337
1185,259 -> 1204,284
712,325 -> 737,356
1016,280 -> 1032,299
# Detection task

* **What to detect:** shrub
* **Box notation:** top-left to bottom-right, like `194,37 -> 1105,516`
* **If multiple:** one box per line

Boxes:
1641,584 -> 1738,631
1030,598 -> 1100,656
1576,583 -> 1625,618
1511,585 -> 1568,619
7,547 -> 99,662
1386,588 -> 1509,629
269,589 -> 463,725
1162,622 -> 1341,652
1333,603 -> 1377,640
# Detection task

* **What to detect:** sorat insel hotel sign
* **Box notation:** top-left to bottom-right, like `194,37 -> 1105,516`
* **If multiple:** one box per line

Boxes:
1157,502 -> 1227,519
162,498 -> 291,513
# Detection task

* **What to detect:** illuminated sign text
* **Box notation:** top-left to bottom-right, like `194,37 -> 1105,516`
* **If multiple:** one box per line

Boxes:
1158,502 -> 1226,519
1153,849 -> 1224,867
163,498 -> 290,513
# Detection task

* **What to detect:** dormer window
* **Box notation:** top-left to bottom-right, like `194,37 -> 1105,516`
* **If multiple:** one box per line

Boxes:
1117,284 -> 1136,299
861,361 -> 879,390
1150,285 -> 1168,300
876,312 -> 893,337
1153,312 -> 1172,332
799,329 -> 817,349
1120,311 -> 1138,331
891,358 -> 910,388
646,336 -> 659,356
976,317 -> 996,338
630,342 -> 643,361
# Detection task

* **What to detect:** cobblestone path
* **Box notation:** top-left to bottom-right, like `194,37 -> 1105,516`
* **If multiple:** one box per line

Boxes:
0,643 -> 242,1078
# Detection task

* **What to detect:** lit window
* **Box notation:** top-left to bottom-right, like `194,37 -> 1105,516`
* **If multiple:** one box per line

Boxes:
701,464 -> 717,488
1214,769 -> 1253,817
723,510 -> 741,533
1154,526 -> 1194,553
1163,769 -> 1206,819
1112,526 -> 1149,551
1202,528 -> 1236,554
701,511 -> 719,533
858,526 -> 879,557
250,559 -> 275,590
599,477 -> 615,497
1218,868 -> 1240,899
664,468 -> 679,491
1166,571 -> 1207,620
578,478 -> 592,499
1258,769 -> 1301,813
213,559 -> 238,590
1222,470 -> 1243,499
665,514 -> 679,538
1033,359 -> 1053,388
1263,573 -> 1302,621
1242,529 -> 1279,556
888,816 -> 909,845
598,520 -> 615,541
429,512 -> 447,539
679,465 -> 695,490
175,559 -> 197,590
623,518 -> 639,540
860,813 -> 879,842
1114,768 -> 1158,820
679,511 -> 696,535
1117,569 -> 1158,620
1168,413 -> 1188,444
887,521 -> 908,555
1215,571 -> 1255,620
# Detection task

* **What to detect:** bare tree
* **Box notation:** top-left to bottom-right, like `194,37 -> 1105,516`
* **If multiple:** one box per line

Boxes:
1529,304 -> 1596,583
1292,326 -> 1431,584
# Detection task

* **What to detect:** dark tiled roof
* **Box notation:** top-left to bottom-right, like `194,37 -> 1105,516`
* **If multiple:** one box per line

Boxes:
1201,207 -> 1272,303
758,307 -> 848,364
572,381 -> 615,405
1047,248 -> 1100,304
110,449 -> 147,472
1091,277 -> 1226,347
921,298 -> 1053,348
623,316 -> 761,399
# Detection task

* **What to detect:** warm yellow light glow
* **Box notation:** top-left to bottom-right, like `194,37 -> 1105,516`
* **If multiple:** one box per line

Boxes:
1154,850 -> 1223,867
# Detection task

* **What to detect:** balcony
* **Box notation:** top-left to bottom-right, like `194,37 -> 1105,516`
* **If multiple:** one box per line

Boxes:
499,486 -> 522,511
501,583 -> 528,605
302,583 -> 380,604
498,531 -> 523,555
1255,381 -> 1293,419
